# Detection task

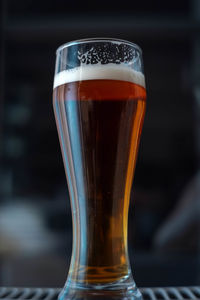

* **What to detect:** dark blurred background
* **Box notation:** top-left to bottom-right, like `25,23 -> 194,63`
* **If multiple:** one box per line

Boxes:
0,0 -> 200,289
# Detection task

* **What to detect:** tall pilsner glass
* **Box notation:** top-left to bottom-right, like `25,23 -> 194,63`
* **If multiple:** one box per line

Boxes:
53,38 -> 146,300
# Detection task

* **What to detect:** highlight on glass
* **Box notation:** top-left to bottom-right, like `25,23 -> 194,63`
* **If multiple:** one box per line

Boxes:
53,38 -> 146,300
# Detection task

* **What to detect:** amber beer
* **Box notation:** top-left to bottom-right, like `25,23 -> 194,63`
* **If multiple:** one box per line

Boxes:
53,64 -> 146,285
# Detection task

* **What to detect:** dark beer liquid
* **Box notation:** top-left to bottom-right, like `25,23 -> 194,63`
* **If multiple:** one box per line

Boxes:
53,79 -> 146,284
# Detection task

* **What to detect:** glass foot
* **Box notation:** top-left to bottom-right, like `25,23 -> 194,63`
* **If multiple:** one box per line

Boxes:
58,276 -> 142,300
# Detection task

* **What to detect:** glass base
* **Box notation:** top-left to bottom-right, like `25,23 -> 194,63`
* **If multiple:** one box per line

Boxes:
58,275 -> 142,300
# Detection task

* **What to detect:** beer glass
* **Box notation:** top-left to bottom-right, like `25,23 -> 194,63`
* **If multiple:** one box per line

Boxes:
53,38 -> 146,300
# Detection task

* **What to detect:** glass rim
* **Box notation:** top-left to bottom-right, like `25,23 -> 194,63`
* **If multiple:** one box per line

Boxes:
56,37 -> 142,55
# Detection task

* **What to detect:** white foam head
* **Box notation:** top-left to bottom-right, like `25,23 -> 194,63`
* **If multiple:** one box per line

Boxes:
53,64 -> 145,89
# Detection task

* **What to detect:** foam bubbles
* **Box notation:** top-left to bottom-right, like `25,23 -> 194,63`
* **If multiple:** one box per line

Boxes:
53,64 -> 145,89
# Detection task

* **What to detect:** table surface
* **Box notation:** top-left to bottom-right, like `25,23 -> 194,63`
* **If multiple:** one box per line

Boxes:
0,286 -> 200,300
